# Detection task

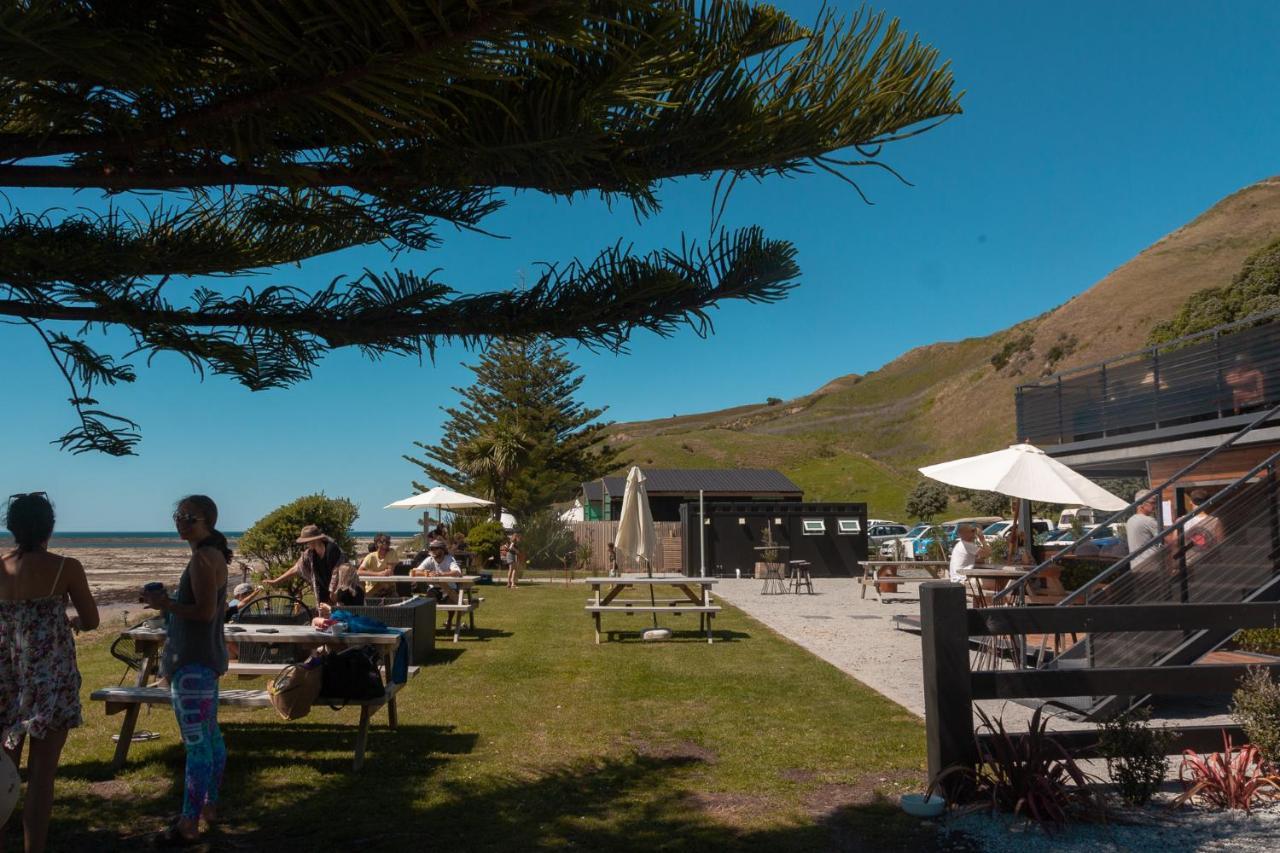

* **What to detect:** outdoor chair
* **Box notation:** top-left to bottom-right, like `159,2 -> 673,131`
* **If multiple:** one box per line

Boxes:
230,594 -> 313,664
110,617 -> 165,685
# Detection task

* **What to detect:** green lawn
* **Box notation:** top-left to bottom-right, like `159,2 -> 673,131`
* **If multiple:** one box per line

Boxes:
37,584 -> 931,851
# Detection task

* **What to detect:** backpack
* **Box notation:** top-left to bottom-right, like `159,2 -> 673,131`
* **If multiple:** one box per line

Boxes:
319,646 -> 385,706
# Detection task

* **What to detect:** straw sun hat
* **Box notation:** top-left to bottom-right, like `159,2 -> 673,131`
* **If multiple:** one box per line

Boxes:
295,524 -> 329,544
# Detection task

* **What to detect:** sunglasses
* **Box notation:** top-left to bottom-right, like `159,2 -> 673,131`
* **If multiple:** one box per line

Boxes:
7,491 -> 49,507
172,512 -> 203,524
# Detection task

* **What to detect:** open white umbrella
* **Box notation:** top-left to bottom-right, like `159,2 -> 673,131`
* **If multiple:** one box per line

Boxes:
384,486 -> 494,511
919,443 -> 1127,510
920,443 -> 1126,564
614,467 -> 661,629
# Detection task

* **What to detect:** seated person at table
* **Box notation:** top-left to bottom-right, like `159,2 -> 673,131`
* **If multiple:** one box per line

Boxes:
359,533 -> 399,598
329,561 -> 364,606
948,523 -> 990,583
263,524 -> 343,605
224,582 -> 256,621
412,542 -> 463,617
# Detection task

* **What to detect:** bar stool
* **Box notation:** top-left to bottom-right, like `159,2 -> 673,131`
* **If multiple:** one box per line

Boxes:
760,563 -> 788,595
788,560 -> 814,594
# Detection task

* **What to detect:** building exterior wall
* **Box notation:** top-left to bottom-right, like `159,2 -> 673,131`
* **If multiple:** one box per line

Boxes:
679,501 -> 868,577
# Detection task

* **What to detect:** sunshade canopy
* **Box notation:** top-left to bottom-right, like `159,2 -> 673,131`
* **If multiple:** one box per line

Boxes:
613,467 -> 659,573
384,486 -> 494,510
918,443 -> 1127,511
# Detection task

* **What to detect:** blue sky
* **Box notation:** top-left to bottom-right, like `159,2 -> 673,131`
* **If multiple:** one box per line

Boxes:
3,0 -> 1280,531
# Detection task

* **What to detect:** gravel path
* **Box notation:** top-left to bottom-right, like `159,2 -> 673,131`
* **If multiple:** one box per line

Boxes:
713,578 -> 1275,851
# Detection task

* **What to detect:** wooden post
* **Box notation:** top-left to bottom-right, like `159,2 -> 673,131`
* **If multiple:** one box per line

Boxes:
920,582 -> 976,787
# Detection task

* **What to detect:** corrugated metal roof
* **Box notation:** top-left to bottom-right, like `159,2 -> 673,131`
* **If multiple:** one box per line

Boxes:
582,468 -> 801,496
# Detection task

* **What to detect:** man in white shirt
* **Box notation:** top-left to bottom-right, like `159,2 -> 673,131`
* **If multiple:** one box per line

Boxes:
948,524 -> 989,582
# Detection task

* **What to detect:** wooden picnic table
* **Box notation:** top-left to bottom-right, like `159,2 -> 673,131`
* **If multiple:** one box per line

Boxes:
583,575 -> 720,644
960,566 -> 1029,607
93,623 -> 408,771
858,560 -> 950,602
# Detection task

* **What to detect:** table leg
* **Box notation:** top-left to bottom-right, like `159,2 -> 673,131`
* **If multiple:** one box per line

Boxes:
594,612 -> 601,644
383,648 -> 397,730
706,611 -> 713,644
112,642 -> 158,772
353,704 -> 372,771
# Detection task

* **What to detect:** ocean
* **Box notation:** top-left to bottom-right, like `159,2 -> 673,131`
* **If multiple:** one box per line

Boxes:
0,531 -> 420,549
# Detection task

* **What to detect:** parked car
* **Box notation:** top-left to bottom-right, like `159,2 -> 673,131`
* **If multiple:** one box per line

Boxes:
1056,506 -> 1099,530
1039,523 -> 1124,550
880,523 -> 933,559
908,516 -> 1004,560
982,518 -> 1054,542
867,521 -> 911,549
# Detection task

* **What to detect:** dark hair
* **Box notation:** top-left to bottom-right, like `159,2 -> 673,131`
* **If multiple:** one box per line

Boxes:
1187,488 -> 1211,505
177,494 -> 233,563
374,533 -> 391,548
5,492 -> 55,552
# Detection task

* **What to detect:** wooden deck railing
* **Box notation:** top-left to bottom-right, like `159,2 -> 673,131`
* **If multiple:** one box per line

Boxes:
921,582 -> 1280,781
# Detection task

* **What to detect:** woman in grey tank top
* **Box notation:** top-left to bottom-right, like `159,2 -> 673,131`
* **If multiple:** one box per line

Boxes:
141,495 -> 229,846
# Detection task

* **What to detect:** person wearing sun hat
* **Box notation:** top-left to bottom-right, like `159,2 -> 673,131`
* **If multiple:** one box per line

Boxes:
263,524 -> 345,605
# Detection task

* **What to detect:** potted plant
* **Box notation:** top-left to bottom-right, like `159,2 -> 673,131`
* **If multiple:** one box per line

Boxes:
753,524 -> 786,579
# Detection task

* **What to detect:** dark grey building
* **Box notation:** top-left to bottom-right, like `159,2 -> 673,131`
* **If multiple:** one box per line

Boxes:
582,468 -> 803,522
679,501 -> 868,577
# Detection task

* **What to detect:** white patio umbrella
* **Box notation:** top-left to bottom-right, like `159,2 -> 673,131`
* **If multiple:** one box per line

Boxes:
384,486 -> 494,532
613,466 -> 661,629
919,443 -> 1127,563
918,443 -> 1127,510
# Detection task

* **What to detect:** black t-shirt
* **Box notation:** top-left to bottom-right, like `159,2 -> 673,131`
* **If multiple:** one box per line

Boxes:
303,540 -> 344,604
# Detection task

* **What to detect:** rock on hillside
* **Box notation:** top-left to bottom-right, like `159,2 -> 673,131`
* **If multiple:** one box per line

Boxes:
607,177 -> 1280,518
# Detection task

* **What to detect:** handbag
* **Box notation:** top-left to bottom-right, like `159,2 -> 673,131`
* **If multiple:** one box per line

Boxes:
319,646 -> 385,706
267,656 -> 323,720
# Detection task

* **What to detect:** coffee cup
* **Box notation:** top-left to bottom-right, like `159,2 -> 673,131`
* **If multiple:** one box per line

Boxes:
329,622 -> 346,636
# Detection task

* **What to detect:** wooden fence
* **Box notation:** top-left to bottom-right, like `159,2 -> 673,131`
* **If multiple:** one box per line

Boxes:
570,521 -> 684,573
920,582 -> 1278,784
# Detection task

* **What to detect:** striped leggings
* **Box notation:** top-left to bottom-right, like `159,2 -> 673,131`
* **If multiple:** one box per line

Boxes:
170,665 -> 226,820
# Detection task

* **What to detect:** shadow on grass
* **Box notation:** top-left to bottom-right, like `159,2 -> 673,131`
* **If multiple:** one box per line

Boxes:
601,628 -> 752,644
436,627 -> 514,642
52,749 -> 940,852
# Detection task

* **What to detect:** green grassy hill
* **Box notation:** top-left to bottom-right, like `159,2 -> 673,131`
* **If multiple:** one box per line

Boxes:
607,177 -> 1280,519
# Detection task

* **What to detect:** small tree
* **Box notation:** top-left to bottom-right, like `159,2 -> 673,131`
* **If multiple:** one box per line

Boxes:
518,508 -> 576,571
968,490 -> 1012,517
905,480 -> 950,521
466,521 -> 507,572
239,494 -> 358,580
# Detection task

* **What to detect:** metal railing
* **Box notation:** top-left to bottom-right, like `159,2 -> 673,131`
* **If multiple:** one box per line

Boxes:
1016,309 -> 1280,446
995,399 -> 1280,605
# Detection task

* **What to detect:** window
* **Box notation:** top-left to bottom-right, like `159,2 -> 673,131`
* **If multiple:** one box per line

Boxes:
802,519 -> 826,535
837,519 -> 861,535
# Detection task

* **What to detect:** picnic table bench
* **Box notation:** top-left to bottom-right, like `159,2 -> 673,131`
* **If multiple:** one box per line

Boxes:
584,576 -> 720,644
858,560 -> 949,602
357,574 -> 483,642
91,623 -> 410,771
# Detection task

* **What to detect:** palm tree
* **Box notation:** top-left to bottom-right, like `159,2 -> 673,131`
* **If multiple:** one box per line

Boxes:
456,424 -> 531,518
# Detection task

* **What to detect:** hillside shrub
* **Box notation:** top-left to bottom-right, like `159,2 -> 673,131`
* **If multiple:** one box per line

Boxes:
518,508 -> 576,569
466,520 -> 507,570
239,494 -> 358,579
1149,237 -> 1280,344
1097,706 -> 1171,805
905,480 -> 949,521
1232,666 -> 1280,768
990,333 -> 1034,370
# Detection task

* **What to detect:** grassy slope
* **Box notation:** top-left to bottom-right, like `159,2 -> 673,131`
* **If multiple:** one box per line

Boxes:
607,177 -> 1280,519
46,585 -> 931,852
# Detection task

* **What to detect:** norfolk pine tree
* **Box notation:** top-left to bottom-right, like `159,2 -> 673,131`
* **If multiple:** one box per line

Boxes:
0,1 -> 962,455
405,338 -> 625,517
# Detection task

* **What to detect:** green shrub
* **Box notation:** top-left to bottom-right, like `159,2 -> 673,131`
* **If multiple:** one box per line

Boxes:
990,333 -> 1035,370
466,520 -> 507,570
518,508 -> 576,569
1097,706 -> 1171,805
1232,666 -> 1280,768
1057,557 -> 1111,591
239,493 -> 358,579
1237,628 -> 1280,655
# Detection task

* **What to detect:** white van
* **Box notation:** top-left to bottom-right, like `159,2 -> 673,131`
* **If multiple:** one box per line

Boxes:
1057,507 -> 1098,530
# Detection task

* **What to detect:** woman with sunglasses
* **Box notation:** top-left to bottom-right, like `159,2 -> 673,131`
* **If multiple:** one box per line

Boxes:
1,492 -> 99,853
141,495 -> 230,846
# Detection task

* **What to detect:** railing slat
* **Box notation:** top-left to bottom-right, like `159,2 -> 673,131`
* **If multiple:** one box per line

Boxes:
972,664 -> 1278,700
968,600 -> 1280,635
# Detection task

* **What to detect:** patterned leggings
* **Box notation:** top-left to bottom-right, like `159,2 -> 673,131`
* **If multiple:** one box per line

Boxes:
169,665 -> 226,820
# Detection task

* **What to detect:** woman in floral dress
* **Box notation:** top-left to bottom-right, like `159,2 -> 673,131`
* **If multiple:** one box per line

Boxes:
0,492 -> 99,853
